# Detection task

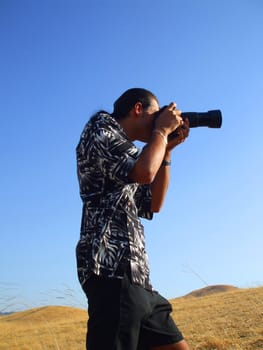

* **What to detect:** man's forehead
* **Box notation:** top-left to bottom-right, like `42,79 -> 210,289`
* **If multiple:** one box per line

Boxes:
148,99 -> 160,111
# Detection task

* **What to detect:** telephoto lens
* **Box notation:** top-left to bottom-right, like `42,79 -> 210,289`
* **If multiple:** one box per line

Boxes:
181,110 -> 222,128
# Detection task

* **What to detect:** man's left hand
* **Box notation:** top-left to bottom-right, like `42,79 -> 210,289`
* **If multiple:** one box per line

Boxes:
166,118 -> 190,151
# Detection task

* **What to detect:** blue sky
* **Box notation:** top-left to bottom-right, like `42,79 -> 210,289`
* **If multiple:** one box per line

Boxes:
1,0 -> 263,311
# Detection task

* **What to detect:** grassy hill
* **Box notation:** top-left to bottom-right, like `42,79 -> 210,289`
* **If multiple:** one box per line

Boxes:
0,286 -> 262,349
171,285 -> 263,349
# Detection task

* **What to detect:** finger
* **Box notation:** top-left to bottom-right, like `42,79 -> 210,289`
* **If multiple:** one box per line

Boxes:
179,126 -> 188,137
176,114 -> 183,126
179,116 -> 184,125
176,109 -> 182,117
184,117 -> 189,125
168,102 -> 177,111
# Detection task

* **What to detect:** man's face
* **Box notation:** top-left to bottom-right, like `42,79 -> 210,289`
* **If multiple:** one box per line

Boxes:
145,98 -> 160,115
139,98 -> 160,142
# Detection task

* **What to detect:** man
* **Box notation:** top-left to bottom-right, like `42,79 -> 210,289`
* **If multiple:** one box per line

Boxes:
76,88 -> 191,350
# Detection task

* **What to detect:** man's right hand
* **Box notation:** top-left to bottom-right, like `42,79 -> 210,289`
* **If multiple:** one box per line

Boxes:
154,102 -> 184,137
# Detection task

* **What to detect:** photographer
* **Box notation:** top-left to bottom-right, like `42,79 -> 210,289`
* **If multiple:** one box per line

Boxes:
76,88 -> 191,350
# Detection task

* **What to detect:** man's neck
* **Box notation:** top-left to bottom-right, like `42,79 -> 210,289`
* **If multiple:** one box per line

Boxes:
118,117 -> 137,141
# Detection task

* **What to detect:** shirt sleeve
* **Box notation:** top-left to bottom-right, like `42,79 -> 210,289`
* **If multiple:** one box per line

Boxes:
93,127 -> 139,186
134,184 -> 153,220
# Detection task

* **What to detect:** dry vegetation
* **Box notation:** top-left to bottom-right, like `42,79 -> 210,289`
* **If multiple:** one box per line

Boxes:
0,286 -> 262,350
171,286 -> 263,349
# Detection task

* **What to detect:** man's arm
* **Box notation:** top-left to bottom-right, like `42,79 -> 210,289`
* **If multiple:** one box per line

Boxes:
129,103 -> 182,184
150,150 -> 171,212
150,120 -> 190,212
128,132 -> 168,184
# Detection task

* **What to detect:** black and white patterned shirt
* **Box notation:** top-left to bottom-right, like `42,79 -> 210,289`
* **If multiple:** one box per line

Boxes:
76,112 -> 153,290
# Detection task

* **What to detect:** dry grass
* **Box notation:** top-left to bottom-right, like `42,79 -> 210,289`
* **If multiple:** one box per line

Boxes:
0,306 -> 86,350
171,286 -> 263,349
0,286 -> 262,349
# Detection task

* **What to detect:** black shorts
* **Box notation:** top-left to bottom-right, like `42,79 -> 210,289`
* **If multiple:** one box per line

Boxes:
83,272 -> 184,350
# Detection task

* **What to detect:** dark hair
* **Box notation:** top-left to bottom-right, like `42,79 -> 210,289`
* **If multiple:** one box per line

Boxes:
111,88 -> 158,120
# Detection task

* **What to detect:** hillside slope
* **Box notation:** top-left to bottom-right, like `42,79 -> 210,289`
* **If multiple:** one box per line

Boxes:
0,286 -> 262,349
171,286 -> 263,349
183,284 -> 238,298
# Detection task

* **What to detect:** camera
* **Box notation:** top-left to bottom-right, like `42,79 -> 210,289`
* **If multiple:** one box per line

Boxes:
154,106 -> 222,139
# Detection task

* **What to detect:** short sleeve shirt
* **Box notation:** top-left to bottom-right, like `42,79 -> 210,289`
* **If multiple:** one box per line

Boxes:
76,113 -> 153,290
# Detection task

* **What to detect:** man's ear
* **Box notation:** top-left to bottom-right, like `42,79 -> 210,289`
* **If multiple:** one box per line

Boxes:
133,102 -> 144,116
